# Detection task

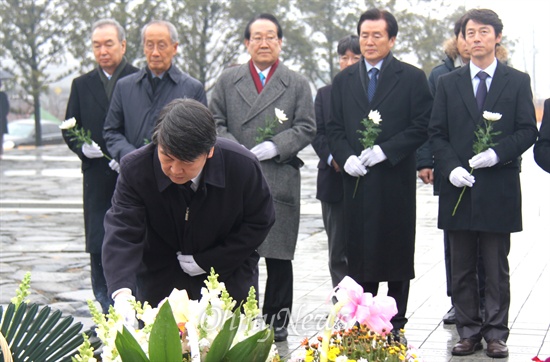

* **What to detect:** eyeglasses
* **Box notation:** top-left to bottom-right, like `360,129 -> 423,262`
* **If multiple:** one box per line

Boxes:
249,36 -> 279,45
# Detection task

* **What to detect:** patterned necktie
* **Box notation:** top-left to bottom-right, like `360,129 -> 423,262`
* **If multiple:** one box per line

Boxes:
368,68 -> 379,102
259,72 -> 266,86
476,71 -> 489,111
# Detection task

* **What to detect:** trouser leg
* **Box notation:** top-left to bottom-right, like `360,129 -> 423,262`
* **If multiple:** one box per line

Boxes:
262,258 -> 293,328
90,252 -> 111,315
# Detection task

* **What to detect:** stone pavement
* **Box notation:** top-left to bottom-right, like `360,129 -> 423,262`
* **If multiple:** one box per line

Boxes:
1,143 -> 549,361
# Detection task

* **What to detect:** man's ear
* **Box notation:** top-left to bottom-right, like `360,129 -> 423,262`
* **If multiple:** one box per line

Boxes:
207,147 -> 215,159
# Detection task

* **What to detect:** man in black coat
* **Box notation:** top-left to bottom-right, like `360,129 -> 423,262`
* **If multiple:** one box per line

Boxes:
312,35 -> 361,289
534,99 -> 550,173
429,9 -> 538,358
327,9 -> 432,339
63,19 -> 138,314
102,99 -> 275,326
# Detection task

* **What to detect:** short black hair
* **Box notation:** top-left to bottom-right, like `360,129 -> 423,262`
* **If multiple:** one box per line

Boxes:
244,13 -> 283,40
337,35 -> 361,56
357,8 -> 398,39
453,14 -> 467,38
461,9 -> 503,38
152,99 -> 216,162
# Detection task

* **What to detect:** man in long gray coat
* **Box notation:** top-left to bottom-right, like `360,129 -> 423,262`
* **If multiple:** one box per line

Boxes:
209,13 -> 315,342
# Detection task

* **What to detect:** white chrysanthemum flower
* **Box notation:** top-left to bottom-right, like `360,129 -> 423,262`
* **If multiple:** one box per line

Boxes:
275,108 -> 288,123
483,111 -> 502,121
59,117 -> 77,129
335,356 -> 349,362
368,109 -> 382,125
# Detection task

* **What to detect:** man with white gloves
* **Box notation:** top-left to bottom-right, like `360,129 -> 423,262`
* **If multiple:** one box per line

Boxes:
63,19 -> 138,314
103,99 -> 275,326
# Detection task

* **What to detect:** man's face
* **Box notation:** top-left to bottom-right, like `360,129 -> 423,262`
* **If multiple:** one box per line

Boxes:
245,19 -> 282,71
464,20 -> 502,65
158,145 -> 213,185
359,19 -> 395,66
339,49 -> 361,71
456,32 -> 470,62
143,23 -> 178,76
92,25 -> 126,75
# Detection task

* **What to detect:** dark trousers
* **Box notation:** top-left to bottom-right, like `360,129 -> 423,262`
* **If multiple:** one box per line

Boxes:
321,200 -> 348,288
262,258 -> 293,329
360,280 -> 410,331
449,230 -> 510,342
90,252 -> 112,314
444,230 -> 486,309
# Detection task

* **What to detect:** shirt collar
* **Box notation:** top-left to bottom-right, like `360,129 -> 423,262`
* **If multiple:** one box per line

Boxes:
253,64 -> 272,78
364,59 -> 384,73
470,58 -> 498,80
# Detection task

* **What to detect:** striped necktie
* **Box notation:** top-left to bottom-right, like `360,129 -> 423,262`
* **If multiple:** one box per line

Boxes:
367,68 -> 378,102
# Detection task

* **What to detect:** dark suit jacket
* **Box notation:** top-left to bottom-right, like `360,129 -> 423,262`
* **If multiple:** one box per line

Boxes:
312,84 -> 343,203
534,99 -> 550,173
102,138 -> 275,307
429,61 -> 538,232
64,63 -> 138,253
326,53 -> 432,282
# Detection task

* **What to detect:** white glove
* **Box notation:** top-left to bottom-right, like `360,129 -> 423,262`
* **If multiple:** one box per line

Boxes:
177,253 -> 206,277
113,290 -> 136,328
344,155 -> 368,177
109,159 -> 120,173
82,141 -> 104,159
469,148 -> 499,169
250,141 -> 279,161
359,145 -> 387,167
449,167 -> 475,188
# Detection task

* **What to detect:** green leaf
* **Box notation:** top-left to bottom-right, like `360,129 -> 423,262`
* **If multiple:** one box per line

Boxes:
115,325 -> 150,362
0,303 -> 15,335
224,328 -> 274,362
148,302 -> 182,362
203,312 -> 241,362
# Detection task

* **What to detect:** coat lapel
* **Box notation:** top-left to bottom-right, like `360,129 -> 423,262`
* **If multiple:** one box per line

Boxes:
483,61 -> 508,113
455,65 -> 479,122
349,63 -> 369,116
370,54 -> 399,110
85,69 -> 109,111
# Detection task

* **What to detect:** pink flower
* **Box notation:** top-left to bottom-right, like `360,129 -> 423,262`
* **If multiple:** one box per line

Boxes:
334,276 -> 397,335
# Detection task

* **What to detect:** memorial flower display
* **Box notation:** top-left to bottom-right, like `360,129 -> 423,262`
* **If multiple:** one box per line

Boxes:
74,269 -> 279,362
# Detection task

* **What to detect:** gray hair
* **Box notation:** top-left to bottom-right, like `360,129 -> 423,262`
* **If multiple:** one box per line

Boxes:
91,19 -> 126,42
141,20 -> 178,44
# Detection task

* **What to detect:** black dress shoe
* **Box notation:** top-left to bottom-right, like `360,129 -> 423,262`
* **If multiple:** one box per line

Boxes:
442,306 -> 456,324
274,326 -> 288,342
486,339 -> 508,358
451,338 -> 483,356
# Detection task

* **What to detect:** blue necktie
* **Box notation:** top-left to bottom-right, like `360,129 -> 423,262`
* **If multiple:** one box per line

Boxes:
368,68 -> 378,102
259,72 -> 266,86
476,71 -> 489,111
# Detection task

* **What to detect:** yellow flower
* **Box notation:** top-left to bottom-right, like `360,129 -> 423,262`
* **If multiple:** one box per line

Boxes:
59,117 -> 77,130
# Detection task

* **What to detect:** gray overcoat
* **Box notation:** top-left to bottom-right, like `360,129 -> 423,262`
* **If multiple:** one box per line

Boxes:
210,61 -> 315,260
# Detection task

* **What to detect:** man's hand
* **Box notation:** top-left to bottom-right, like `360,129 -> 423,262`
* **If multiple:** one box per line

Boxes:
177,253 -> 206,277
331,158 -> 341,173
82,141 -> 104,159
109,159 -> 120,173
359,145 -> 387,167
344,155 -> 367,177
418,168 -> 434,184
449,167 -> 475,188
469,148 -> 499,169
113,290 -> 136,328
250,141 -> 279,161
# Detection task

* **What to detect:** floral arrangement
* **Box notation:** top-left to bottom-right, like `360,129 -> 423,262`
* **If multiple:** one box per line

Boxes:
353,110 -> 382,198
452,110 -> 502,216
59,117 -> 112,160
73,269 -> 279,362
290,276 -> 422,362
255,108 -> 288,144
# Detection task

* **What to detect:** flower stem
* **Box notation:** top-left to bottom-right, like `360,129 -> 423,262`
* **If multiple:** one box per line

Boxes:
353,177 -> 361,199
452,168 -> 474,216
103,153 -> 112,161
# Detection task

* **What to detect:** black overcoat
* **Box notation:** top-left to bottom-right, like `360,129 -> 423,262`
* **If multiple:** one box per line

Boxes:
534,99 -> 550,173
327,53 -> 432,282
64,64 -> 138,253
429,61 -> 538,232
102,139 -> 275,307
